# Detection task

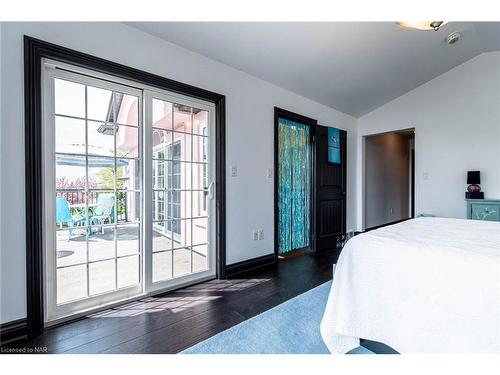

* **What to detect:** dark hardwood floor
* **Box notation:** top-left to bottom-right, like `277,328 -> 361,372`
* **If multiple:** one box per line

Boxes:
3,250 -> 337,354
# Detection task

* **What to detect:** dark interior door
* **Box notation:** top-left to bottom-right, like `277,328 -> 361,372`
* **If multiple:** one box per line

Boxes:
313,125 -> 347,254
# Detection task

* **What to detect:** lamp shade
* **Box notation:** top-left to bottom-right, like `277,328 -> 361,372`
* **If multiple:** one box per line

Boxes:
467,171 -> 480,185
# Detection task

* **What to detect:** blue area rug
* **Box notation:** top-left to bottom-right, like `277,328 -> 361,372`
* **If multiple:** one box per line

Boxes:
182,281 -> 373,354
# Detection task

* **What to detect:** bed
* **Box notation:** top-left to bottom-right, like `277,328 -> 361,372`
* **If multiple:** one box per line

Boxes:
320,217 -> 500,353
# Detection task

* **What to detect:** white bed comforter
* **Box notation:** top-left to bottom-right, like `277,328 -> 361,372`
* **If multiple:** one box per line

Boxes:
320,217 -> 500,353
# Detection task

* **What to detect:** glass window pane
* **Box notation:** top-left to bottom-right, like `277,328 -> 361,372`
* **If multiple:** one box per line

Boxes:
192,244 -> 208,273
153,251 -> 173,283
116,191 -> 140,224
57,264 -> 87,304
54,79 -> 85,118
192,134 -> 207,164
173,104 -> 192,133
87,86 -> 113,122
88,121 -> 115,157
152,130 -> 172,155
117,255 -> 139,289
152,160 -> 167,189
88,224 -> 115,262
168,191 -> 180,220
115,93 -> 139,126
192,190 -> 208,217
116,125 -> 139,158
192,110 -> 208,135
56,191 -> 88,268
163,161 -> 190,190
192,217 -> 208,245
172,219 -> 192,249
192,164 -> 208,190
152,98 -> 173,130
153,222 -> 173,253
89,259 -> 116,296
153,190 -> 167,221
168,191 -> 192,220
56,228 -> 87,268
88,157 -> 115,190
87,190 -> 115,218
178,162 -> 191,190
55,117 -> 86,154
56,157 -> 86,189
173,248 -> 191,277
116,159 -> 140,191
116,224 -> 139,257
172,132 -> 192,161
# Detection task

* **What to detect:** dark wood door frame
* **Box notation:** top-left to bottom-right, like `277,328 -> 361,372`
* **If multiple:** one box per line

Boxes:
411,148 -> 415,218
273,107 -> 318,261
24,36 -> 226,338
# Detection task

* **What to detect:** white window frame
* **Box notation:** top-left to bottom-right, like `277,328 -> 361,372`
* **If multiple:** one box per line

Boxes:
42,59 -> 217,325
43,64 -> 144,323
144,89 -> 216,293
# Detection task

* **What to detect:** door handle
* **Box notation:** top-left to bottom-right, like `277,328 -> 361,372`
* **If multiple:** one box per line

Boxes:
208,181 -> 215,200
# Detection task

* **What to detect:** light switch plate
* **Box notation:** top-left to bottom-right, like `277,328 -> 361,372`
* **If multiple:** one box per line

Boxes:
258,229 -> 264,240
267,168 -> 273,178
230,165 -> 238,177
252,230 -> 259,241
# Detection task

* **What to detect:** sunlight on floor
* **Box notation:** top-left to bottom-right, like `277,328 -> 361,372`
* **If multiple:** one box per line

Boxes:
87,278 -> 270,318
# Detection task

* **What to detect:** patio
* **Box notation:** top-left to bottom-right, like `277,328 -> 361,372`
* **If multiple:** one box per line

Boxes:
55,226 -> 208,304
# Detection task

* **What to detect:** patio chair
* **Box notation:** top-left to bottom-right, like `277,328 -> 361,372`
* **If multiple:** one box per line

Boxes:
56,196 -> 86,240
90,193 -> 115,234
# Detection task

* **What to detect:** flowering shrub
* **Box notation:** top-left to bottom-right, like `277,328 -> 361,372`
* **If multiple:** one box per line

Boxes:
56,177 -> 97,204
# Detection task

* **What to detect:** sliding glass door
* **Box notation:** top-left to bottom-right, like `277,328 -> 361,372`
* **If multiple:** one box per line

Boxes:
43,61 -> 216,323
145,91 -> 215,291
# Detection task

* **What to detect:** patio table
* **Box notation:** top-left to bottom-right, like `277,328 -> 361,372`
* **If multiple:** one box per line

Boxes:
69,203 -> 97,209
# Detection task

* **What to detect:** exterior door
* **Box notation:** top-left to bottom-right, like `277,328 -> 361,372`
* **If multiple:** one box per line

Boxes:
42,60 -> 217,324
43,65 -> 144,322
144,91 -> 216,294
313,125 -> 347,255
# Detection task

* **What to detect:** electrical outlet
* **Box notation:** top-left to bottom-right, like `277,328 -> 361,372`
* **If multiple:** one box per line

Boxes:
258,229 -> 264,240
252,230 -> 259,241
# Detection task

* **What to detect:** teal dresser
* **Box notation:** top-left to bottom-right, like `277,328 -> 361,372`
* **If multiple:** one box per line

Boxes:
466,199 -> 500,221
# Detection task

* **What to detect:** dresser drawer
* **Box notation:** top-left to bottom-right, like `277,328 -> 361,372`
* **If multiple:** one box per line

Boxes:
470,203 -> 500,221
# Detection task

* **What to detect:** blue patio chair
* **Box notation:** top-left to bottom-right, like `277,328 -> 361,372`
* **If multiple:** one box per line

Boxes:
56,196 -> 86,240
90,193 -> 115,234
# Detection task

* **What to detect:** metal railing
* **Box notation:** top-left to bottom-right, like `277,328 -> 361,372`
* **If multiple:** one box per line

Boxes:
56,189 -> 129,222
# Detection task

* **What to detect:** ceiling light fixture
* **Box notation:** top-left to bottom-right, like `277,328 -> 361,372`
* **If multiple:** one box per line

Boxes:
396,21 -> 447,31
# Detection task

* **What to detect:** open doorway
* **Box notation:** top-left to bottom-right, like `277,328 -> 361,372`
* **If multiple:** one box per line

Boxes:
363,129 -> 415,230
273,108 -> 347,262
274,109 -> 315,260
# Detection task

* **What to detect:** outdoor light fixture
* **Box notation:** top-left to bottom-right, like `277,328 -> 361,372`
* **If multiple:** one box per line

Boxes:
396,21 -> 447,31
97,123 -> 117,136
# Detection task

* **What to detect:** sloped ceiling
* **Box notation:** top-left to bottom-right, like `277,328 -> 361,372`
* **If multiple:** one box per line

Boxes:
126,22 -> 500,117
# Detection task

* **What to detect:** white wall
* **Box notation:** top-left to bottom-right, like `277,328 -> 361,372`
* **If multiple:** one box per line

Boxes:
356,52 -> 500,230
0,22 -> 357,323
0,23 -> 4,324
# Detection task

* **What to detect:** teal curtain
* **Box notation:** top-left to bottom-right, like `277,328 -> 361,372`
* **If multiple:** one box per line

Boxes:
278,118 -> 311,253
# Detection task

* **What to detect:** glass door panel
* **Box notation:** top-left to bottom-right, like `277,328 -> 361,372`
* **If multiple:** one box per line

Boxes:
45,67 -> 143,322
44,61 -> 216,323
146,93 -> 215,291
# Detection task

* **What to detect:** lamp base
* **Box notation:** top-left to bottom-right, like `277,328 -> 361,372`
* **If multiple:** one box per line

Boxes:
465,191 -> 484,199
